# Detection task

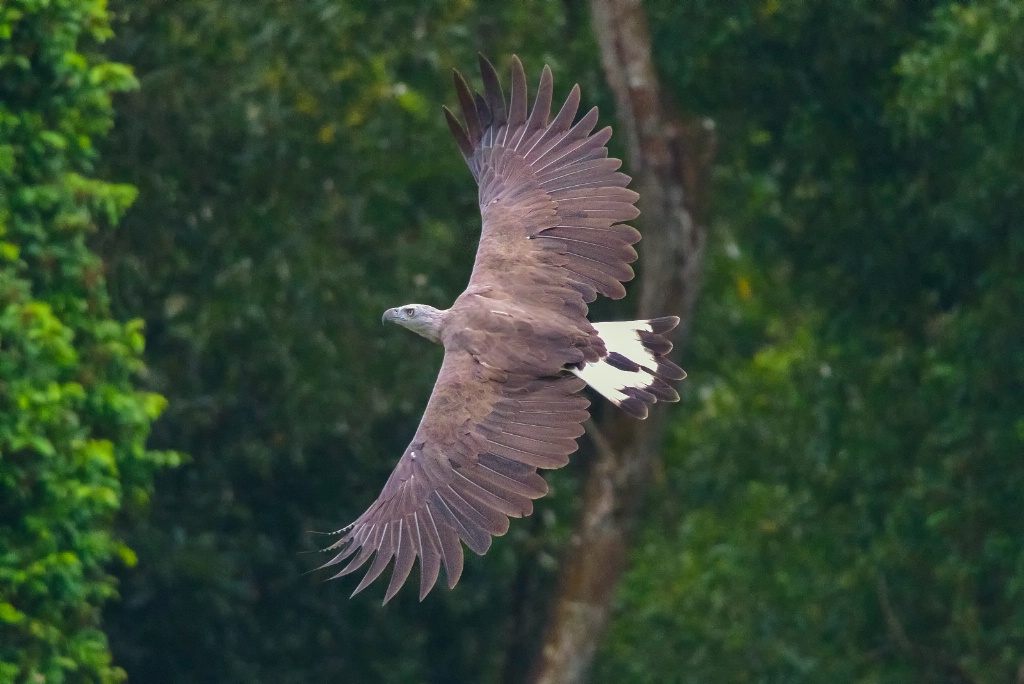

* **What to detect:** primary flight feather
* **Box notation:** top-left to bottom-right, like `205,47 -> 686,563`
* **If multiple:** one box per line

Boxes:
323,55 -> 685,603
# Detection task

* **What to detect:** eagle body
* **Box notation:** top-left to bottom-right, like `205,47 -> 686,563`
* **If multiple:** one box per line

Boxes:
326,56 -> 685,602
444,289 -> 603,376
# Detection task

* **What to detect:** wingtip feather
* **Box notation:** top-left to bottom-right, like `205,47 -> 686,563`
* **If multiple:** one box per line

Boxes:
524,64 -> 554,136
443,105 -> 474,158
453,69 -> 482,143
478,53 -> 507,128
507,55 -> 529,136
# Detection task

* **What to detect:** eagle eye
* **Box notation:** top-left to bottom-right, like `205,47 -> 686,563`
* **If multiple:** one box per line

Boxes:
404,307 -> 416,317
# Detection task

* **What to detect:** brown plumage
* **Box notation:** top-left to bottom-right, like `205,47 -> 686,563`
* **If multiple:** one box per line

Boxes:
323,56 -> 685,602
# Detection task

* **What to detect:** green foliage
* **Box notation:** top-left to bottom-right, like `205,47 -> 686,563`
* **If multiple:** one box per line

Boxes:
597,0 -> 1024,681
0,1 -> 175,681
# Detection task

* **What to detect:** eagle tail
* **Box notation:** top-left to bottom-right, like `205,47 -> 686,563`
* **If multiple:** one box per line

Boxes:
570,317 -> 686,420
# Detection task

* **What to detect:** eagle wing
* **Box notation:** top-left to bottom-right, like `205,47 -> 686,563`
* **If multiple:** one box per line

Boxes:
325,57 -> 639,601
446,55 -> 641,318
323,351 -> 588,602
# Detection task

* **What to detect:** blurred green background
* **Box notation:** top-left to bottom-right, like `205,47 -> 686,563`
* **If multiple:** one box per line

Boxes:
1,0 -> 1021,682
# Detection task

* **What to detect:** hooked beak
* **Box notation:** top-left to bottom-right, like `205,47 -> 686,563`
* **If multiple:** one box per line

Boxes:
382,308 -> 399,324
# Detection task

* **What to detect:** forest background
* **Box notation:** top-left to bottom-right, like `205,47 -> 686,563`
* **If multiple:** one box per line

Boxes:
2,0 -> 1021,682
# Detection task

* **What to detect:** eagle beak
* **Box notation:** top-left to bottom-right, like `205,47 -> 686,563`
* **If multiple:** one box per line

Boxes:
382,308 -> 397,324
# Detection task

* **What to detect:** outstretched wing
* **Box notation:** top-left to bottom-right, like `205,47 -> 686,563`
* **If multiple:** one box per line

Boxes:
322,351 -> 588,602
445,55 -> 641,316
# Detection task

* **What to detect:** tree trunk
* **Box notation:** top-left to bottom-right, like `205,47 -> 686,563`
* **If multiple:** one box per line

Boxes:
528,1 -> 715,682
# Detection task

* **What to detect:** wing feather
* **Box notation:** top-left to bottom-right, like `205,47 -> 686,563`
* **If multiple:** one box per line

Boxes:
453,70 -> 483,146
524,85 -> 581,160
519,65 -> 554,150
333,527 -> 377,577
504,56 -> 529,147
536,234 -> 637,263
415,512 -> 441,600
479,55 -> 506,147
549,185 -> 639,202
443,106 -> 473,158
445,483 -> 510,536
497,419 -> 586,440
475,452 -> 549,497
352,526 -> 396,596
452,467 -> 532,517
383,520 -> 416,603
533,116 -> 605,170
537,157 -> 621,184
424,499 -> 464,587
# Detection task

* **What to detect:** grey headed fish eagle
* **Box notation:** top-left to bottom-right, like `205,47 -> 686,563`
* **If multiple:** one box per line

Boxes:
323,56 -> 685,602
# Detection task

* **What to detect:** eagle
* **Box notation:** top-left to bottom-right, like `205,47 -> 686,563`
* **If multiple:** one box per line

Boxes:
323,56 -> 685,602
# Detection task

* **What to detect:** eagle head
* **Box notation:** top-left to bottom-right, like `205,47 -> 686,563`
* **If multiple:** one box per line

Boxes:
382,304 -> 446,344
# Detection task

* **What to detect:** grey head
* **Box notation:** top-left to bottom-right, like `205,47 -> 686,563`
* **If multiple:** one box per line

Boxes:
382,304 -> 447,344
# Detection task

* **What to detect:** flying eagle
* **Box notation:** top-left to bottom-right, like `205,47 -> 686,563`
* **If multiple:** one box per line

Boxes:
324,56 -> 685,602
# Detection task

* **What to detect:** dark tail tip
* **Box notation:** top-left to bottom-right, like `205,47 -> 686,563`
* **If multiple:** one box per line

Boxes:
648,316 -> 680,334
